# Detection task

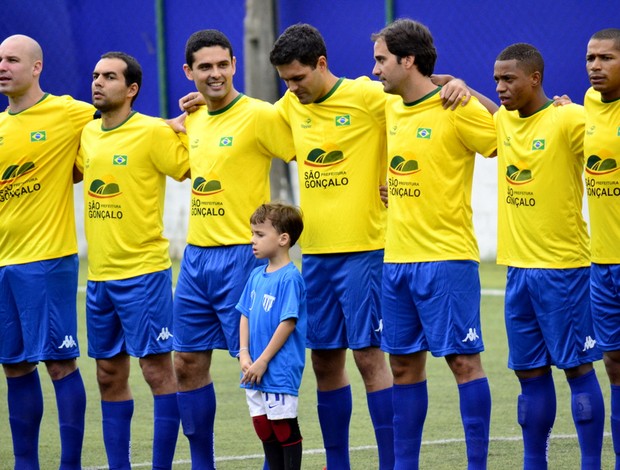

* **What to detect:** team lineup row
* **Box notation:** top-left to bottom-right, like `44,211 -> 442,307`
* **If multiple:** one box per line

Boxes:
1,17 -> 619,470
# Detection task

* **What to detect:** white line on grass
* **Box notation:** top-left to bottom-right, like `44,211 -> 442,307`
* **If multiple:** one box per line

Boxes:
78,287 -> 506,296
82,432 -> 610,469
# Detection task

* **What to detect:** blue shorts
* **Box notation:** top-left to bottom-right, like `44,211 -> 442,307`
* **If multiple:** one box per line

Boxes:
173,244 -> 264,356
302,250 -> 383,350
505,267 -> 601,370
86,268 -> 174,359
382,260 -> 484,357
0,255 -> 80,363
591,263 -> 620,352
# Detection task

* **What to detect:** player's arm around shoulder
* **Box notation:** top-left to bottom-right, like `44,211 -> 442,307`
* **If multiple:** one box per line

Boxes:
557,102 -> 585,157
254,99 -> 295,163
150,117 -> 190,181
454,96 -> 498,158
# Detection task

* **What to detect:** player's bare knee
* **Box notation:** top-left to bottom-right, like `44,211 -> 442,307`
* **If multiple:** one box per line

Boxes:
272,418 -> 302,446
44,359 -> 76,381
447,354 -> 484,382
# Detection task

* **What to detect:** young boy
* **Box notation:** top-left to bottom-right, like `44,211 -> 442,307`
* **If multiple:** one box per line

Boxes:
236,202 -> 306,470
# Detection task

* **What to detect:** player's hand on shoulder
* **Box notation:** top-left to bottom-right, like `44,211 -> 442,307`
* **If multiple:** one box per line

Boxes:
438,77 -> 471,110
552,94 -> 572,107
179,91 -> 206,114
165,113 -> 188,133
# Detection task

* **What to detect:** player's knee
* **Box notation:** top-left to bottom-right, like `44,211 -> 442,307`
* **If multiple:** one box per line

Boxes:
252,414 -> 275,442
572,392 -> 593,422
272,418 -> 302,445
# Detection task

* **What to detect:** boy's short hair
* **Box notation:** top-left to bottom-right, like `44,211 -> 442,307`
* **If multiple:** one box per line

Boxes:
250,202 -> 304,247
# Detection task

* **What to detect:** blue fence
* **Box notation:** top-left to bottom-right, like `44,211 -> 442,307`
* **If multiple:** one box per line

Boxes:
1,1 -> 617,117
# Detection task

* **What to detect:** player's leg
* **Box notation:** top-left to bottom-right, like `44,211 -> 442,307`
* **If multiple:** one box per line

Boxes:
3,256 -> 85,470
446,354 -> 491,470
536,267 -> 604,468
506,267 -> 557,470
120,269 -> 179,470
564,363 -> 604,469
344,250 -> 394,470
390,352 -> 428,470
3,362 -> 43,470
352,347 -> 394,470
97,354 -> 133,470
140,352 -> 179,470
515,367 -> 556,470
46,358 -> 86,470
311,348 -> 351,470
174,245 -> 259,469
87,278 -> 133,469
437,261 -> 490,470
591,263 -> 620,469
382,262 -> 429,470
1,262 -> 42,470
303,253 -> 353,470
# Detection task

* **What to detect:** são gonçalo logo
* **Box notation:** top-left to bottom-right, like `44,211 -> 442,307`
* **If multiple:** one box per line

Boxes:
389,155 -> 419,176
192,175 -> 223,196
89,178 -> 121,198
1,162 -> 35,183
505,164 -> 533,185
586,154 -> 618,175
304,143 -> 345,168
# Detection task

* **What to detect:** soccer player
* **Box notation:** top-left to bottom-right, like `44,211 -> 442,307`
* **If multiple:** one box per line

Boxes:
75,51 -> 189,470
173,30 -> 296,469
494,43 -> 604,469
268,23 -> 395,469
0,34 -> 90,470
584,28 -> 620,469
371,19 -> 496,469
237,202 -> 306,470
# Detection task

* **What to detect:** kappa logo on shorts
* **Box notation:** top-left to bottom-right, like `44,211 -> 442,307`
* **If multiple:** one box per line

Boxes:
374,319 -> 383,333
157,327 -> 173,341
461,328 -> 480,343
582,335 -> 596,352
58,335 -> 77,349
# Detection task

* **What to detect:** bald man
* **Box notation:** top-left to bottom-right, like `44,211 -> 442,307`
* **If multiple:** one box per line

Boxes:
0,34 -> 93,470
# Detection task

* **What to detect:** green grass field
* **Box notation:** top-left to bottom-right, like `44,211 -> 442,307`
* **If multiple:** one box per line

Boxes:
0,262 -> 614,469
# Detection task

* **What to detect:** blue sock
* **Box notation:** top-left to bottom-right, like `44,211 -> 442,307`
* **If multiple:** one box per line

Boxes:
458,377 -> 491,470
317,385 -> 352,470
518,372 -> 556,470
393,381 -> 428,470
7,368 -> 43,470
53,369 -> 86,470
177,383 -> 216,470
567,369 -> 604,469
102,400 -> 134,470
153,392 -> 180,470
367,387 -> 395,470
611,384 -> 620,470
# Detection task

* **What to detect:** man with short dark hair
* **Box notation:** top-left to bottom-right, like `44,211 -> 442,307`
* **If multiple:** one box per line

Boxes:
584,27 -> 620,470
76,51 -> 189,469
